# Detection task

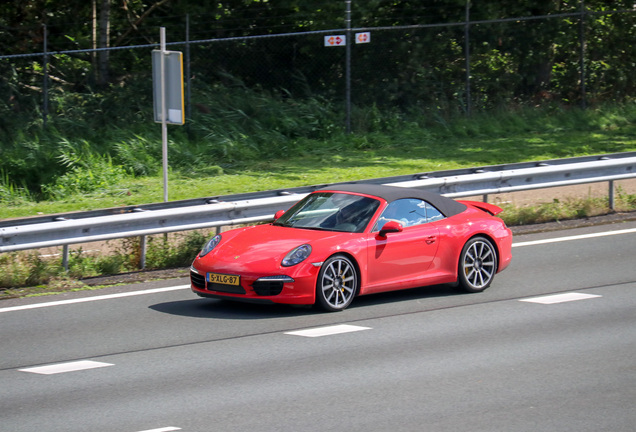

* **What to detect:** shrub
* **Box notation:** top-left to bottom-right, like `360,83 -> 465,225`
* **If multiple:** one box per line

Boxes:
145,231 -> 208,269
42,139 -> 131,199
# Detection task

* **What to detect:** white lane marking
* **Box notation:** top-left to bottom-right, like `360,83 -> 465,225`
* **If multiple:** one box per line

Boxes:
19,360 -> 114,375
520,292 -> 602,304
286,324 -> 372,338
136,428 -> 181,432
0,285 -> 191,314
513,227 -> 636,247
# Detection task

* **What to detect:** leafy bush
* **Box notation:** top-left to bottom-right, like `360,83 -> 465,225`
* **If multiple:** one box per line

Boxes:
113,134 -> 161,177
501,196 -> 610,226
145,231 -> 208,269
0,171 -> 31,205
41,139 -> 130,198
95,253 -> 131,276
24,253 -> 60,287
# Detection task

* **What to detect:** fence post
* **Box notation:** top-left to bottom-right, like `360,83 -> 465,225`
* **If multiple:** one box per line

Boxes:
578,0 -> 587,109
42,24 -> 49,128
345,0 -> 352,134
464,0 -> 472,116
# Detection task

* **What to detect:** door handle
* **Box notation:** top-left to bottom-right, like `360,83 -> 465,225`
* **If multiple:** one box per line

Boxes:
425,235 -> 436,244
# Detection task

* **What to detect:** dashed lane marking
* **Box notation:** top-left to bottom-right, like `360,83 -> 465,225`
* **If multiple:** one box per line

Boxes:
286,324 -> 372,337
19,360 -> 114,375
136,428 -> 181,432
519,292 -> 602,304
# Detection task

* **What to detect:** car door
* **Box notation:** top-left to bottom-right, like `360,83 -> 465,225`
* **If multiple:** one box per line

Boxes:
364,199 -> 442,293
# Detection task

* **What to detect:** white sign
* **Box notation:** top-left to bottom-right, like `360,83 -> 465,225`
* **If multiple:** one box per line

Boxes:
324,35 -> 346,47
356,32 -> 371,44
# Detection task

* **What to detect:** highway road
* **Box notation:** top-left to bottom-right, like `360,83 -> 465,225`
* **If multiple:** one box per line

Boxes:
1,221 -> 635,432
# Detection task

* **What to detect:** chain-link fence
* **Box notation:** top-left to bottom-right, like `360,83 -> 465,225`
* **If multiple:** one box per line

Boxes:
1,3 -> 635,134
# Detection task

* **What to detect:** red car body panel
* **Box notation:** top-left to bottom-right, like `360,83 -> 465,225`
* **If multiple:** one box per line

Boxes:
458,200 -> 505,216
191,186 -> 512,308
364,223 -> 440,294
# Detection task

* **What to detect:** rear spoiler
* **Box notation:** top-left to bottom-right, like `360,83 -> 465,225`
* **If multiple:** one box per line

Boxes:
457,200 -> 503,216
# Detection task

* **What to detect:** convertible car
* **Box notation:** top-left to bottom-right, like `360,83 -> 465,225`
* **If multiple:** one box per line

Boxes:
190,184 -> 512,311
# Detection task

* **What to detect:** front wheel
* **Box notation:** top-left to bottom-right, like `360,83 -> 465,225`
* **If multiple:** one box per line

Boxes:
458,236 -> 497,293
316,255 -> 358,311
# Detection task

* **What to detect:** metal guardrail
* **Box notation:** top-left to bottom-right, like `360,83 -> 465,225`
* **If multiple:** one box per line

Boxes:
2,151 -> 634,228
1,153 -> 635,263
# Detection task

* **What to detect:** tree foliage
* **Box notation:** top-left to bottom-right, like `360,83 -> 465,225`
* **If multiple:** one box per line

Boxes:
1,1 -> 635,106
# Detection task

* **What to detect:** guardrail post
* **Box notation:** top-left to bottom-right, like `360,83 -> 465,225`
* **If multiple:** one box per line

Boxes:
140,235 -> 147,269
609,180 -> 615,211
62,245 -> 69,271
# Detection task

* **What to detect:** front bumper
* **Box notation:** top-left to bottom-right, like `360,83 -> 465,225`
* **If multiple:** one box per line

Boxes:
190,265 -> 318,305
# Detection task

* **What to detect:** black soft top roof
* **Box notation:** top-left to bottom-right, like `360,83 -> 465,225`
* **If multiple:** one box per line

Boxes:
317,183 -> 467,217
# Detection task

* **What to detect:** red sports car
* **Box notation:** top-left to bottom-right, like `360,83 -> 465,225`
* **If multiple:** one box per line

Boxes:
190,184 -> 512,311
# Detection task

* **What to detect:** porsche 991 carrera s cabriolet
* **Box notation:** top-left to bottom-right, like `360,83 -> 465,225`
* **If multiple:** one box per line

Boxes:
190,184 -> 512,311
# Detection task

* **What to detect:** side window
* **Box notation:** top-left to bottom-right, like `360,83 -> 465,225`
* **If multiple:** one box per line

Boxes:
374,199 -> 445,230
425,202 -> 444,222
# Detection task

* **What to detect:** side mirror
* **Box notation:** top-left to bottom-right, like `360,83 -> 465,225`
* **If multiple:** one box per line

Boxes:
274,210 -> 285,220
378,221 -> 403,237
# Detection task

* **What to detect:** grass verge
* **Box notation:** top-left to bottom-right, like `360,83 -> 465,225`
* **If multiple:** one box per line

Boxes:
2,104 -> 636,218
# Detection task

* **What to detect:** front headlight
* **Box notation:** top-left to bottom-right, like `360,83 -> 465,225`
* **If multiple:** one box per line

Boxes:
200,234 -> 222,257
282,244 -> 312,267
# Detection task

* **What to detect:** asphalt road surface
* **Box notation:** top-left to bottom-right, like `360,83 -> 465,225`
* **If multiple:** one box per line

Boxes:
1,221 -> 635,432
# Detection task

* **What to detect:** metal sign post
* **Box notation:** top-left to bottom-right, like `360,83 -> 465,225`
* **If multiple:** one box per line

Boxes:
152,27 -> 184,202
160,28 -> 168,202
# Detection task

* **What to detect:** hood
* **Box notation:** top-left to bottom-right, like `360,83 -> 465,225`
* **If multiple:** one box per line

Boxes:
200,224 -> 344,269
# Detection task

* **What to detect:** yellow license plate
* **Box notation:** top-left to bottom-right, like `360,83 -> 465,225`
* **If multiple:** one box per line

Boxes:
207,272 -> 240,286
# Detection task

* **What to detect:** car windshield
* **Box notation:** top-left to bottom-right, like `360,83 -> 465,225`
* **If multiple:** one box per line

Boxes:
274,192 -> 380,233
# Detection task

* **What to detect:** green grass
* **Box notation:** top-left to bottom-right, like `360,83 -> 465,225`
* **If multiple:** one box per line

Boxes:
2,80 -> 636,217
2,105 -> 636,219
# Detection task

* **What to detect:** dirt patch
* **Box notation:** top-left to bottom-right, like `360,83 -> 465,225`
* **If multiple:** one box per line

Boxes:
482,178 -> 636,208
509,209 -> 636,235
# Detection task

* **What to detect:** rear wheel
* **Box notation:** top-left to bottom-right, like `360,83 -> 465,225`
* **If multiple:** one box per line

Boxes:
316,255 -> 358,311
458,236 -> 497,293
